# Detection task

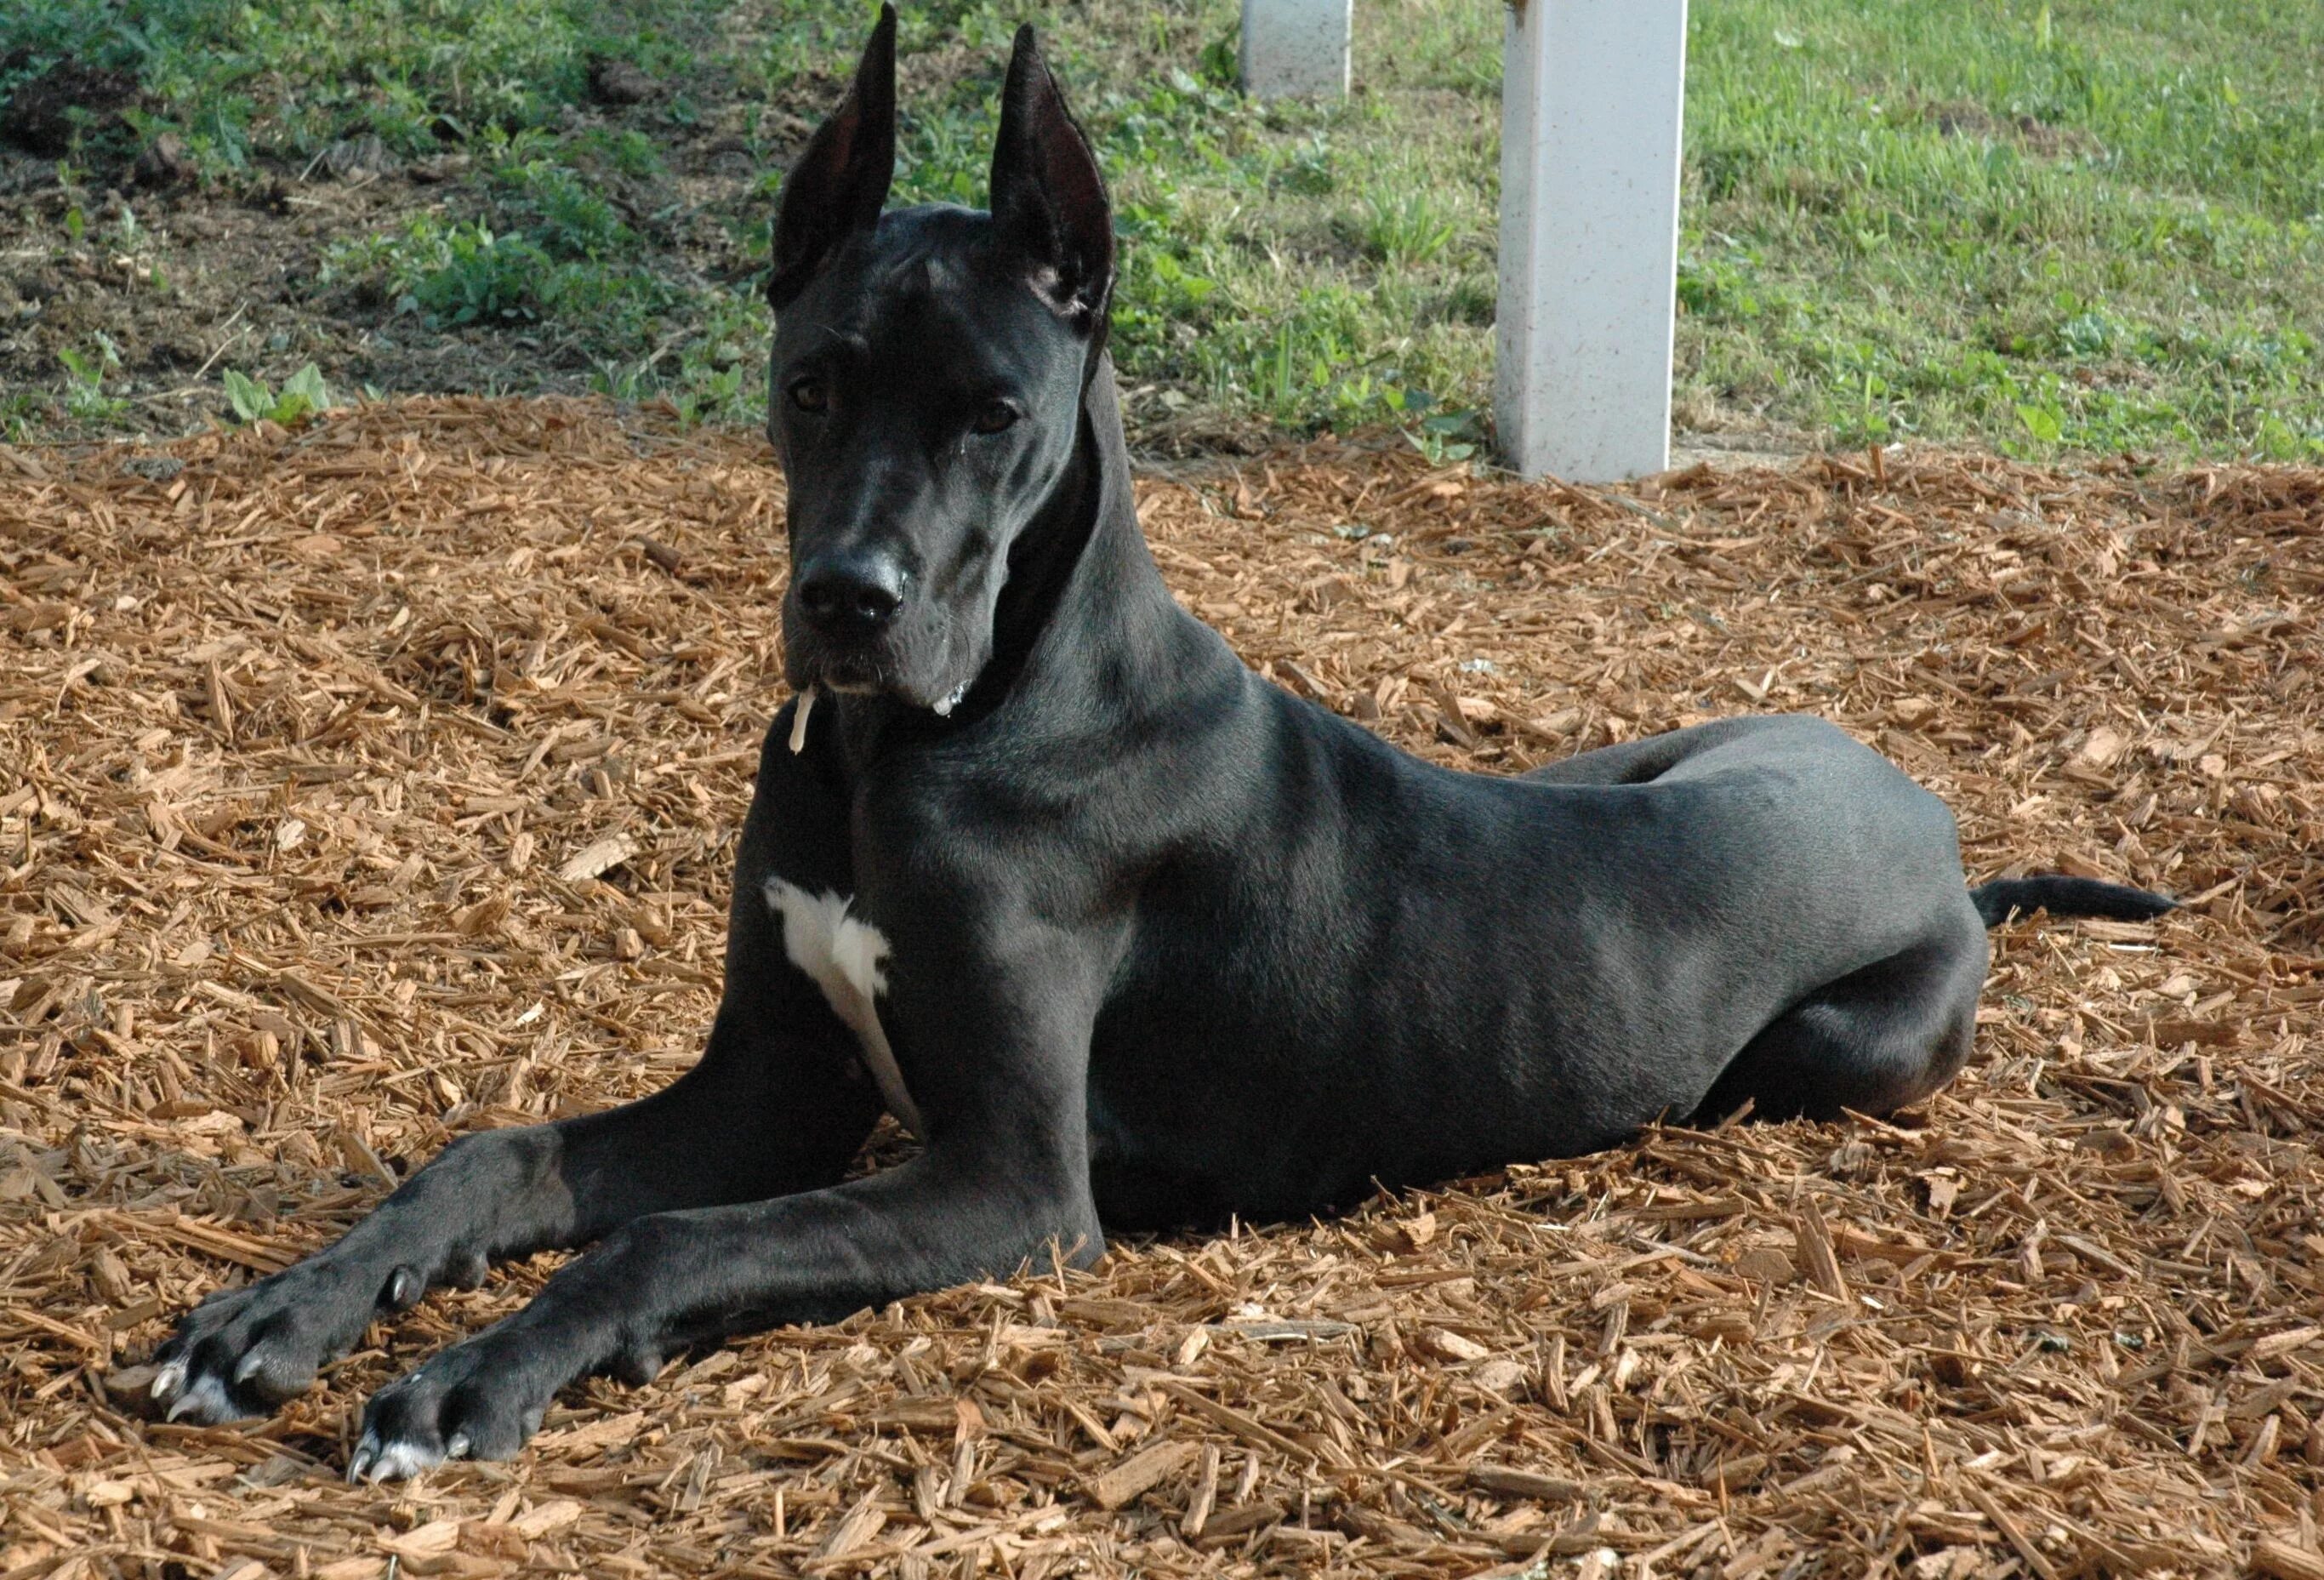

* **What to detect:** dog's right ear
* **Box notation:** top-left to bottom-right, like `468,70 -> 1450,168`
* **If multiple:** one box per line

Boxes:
767,4 -> 897,310
989,25 -> 1114,334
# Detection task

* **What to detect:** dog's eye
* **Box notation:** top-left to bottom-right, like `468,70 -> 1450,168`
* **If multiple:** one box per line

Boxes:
789,378 -> 829,414
971,400 -> 1020,436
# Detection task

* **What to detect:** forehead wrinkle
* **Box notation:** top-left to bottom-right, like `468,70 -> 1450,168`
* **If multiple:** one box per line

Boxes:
814,211 -> 1057,386
859,225 -> 961,301
860,277 -> 1036,389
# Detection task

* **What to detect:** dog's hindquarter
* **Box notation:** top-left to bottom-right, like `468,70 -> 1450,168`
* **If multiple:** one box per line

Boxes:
1086,703 -> 1986,1224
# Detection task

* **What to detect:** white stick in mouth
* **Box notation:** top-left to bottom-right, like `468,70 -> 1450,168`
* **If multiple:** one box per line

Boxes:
789,685 -> 817,755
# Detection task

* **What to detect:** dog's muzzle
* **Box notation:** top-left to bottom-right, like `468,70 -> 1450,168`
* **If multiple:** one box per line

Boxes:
794,550 -> 907,640
784,548 -> 912,697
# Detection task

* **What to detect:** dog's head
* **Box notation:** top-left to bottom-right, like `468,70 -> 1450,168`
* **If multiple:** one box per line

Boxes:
765,5 -> 1114,714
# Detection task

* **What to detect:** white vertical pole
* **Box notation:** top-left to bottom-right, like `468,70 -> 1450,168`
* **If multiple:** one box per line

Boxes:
1494,0 -> 1689,482
1239,0 -> 1352,100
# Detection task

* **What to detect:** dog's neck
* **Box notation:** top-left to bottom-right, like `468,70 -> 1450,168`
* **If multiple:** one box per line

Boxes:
830,356 -> 1189,761
994,360 -> 1181,693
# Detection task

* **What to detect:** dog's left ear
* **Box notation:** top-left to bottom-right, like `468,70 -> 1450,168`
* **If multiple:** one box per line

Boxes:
989,26 -> 1114,334
768,3 -> 897,310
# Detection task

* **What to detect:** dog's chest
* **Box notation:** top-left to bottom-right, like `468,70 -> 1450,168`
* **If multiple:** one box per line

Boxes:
763,878 -> 924,1135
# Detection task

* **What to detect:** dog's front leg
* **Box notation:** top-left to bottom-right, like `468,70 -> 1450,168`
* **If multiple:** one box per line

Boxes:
348,1150 -> 1096,1477
150,1011 -> 878,1427
154,709 -> 879,1427
345,934 -> 1106,1479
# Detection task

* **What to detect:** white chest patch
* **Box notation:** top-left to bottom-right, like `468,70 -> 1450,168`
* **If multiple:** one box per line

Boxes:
763,878 -> 924,1137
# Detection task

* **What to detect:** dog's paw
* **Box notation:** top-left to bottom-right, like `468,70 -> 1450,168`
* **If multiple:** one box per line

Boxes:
150,1258 -> 385,1424
349,1340 -> 551,1482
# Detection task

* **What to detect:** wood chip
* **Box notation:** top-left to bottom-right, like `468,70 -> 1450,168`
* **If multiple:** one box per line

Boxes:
557,833 -> 640,884
2254,1539 -> 2324,1580
1792,1200 -> 1848,1300
1085,1440 -> 1198,1510
1467,1465 -> 1586,1503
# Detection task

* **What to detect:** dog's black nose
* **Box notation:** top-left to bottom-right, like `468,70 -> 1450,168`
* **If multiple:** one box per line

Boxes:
795,552 -> 906,633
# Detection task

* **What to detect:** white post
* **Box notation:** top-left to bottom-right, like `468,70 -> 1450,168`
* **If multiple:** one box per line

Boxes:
1239,0 -> 1352,100
1494,0 -> 1689,482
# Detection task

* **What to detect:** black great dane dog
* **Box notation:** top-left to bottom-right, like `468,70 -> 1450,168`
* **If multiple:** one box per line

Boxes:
152,12 -> 2173,1478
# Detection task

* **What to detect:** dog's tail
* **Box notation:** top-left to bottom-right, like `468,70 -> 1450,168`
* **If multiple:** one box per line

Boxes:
1971,876 -> 2177,928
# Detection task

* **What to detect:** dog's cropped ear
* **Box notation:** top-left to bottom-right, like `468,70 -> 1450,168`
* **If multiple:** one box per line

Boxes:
767,3 -> 897,310
989,25 -> 1114,333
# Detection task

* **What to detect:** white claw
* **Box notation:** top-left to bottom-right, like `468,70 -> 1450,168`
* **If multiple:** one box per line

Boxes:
151,1359 -> 187,1401
233,1349 -> 268,1384
165,1372 -> 234,1423
446,1431 -> 471,1460
349,1426 -> 444,1482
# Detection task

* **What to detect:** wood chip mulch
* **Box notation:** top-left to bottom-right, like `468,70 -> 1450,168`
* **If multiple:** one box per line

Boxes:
3,398 -> 2321,1580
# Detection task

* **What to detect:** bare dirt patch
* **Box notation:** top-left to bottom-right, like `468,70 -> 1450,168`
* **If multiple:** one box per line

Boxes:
3,402 -> 2321,1574
1923,100 -> 2109,162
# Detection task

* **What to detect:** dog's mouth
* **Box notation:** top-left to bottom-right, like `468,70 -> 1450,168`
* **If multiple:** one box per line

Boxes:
782,628 -> 890,694
816,664 -> 886,696
808,670 -> 971,715
784,640 -> 975,719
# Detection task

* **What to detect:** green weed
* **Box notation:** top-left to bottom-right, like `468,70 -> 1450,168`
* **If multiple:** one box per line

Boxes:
494,160 -> 634,260
58,336 -> 126,423
223,363 -> 334,425
1356,186 -> 1457,266
0,0 -> 728,169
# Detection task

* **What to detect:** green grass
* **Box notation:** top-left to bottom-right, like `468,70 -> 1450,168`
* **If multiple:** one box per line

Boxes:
833,0 -> 1511,443
7,0 -> 2321,459
732,0 -> 2324,459
0,0 -> 722,168
1679,0 -> 2324,459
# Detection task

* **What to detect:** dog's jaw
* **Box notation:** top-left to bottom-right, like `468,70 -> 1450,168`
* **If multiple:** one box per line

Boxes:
786,674 -> 975,756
